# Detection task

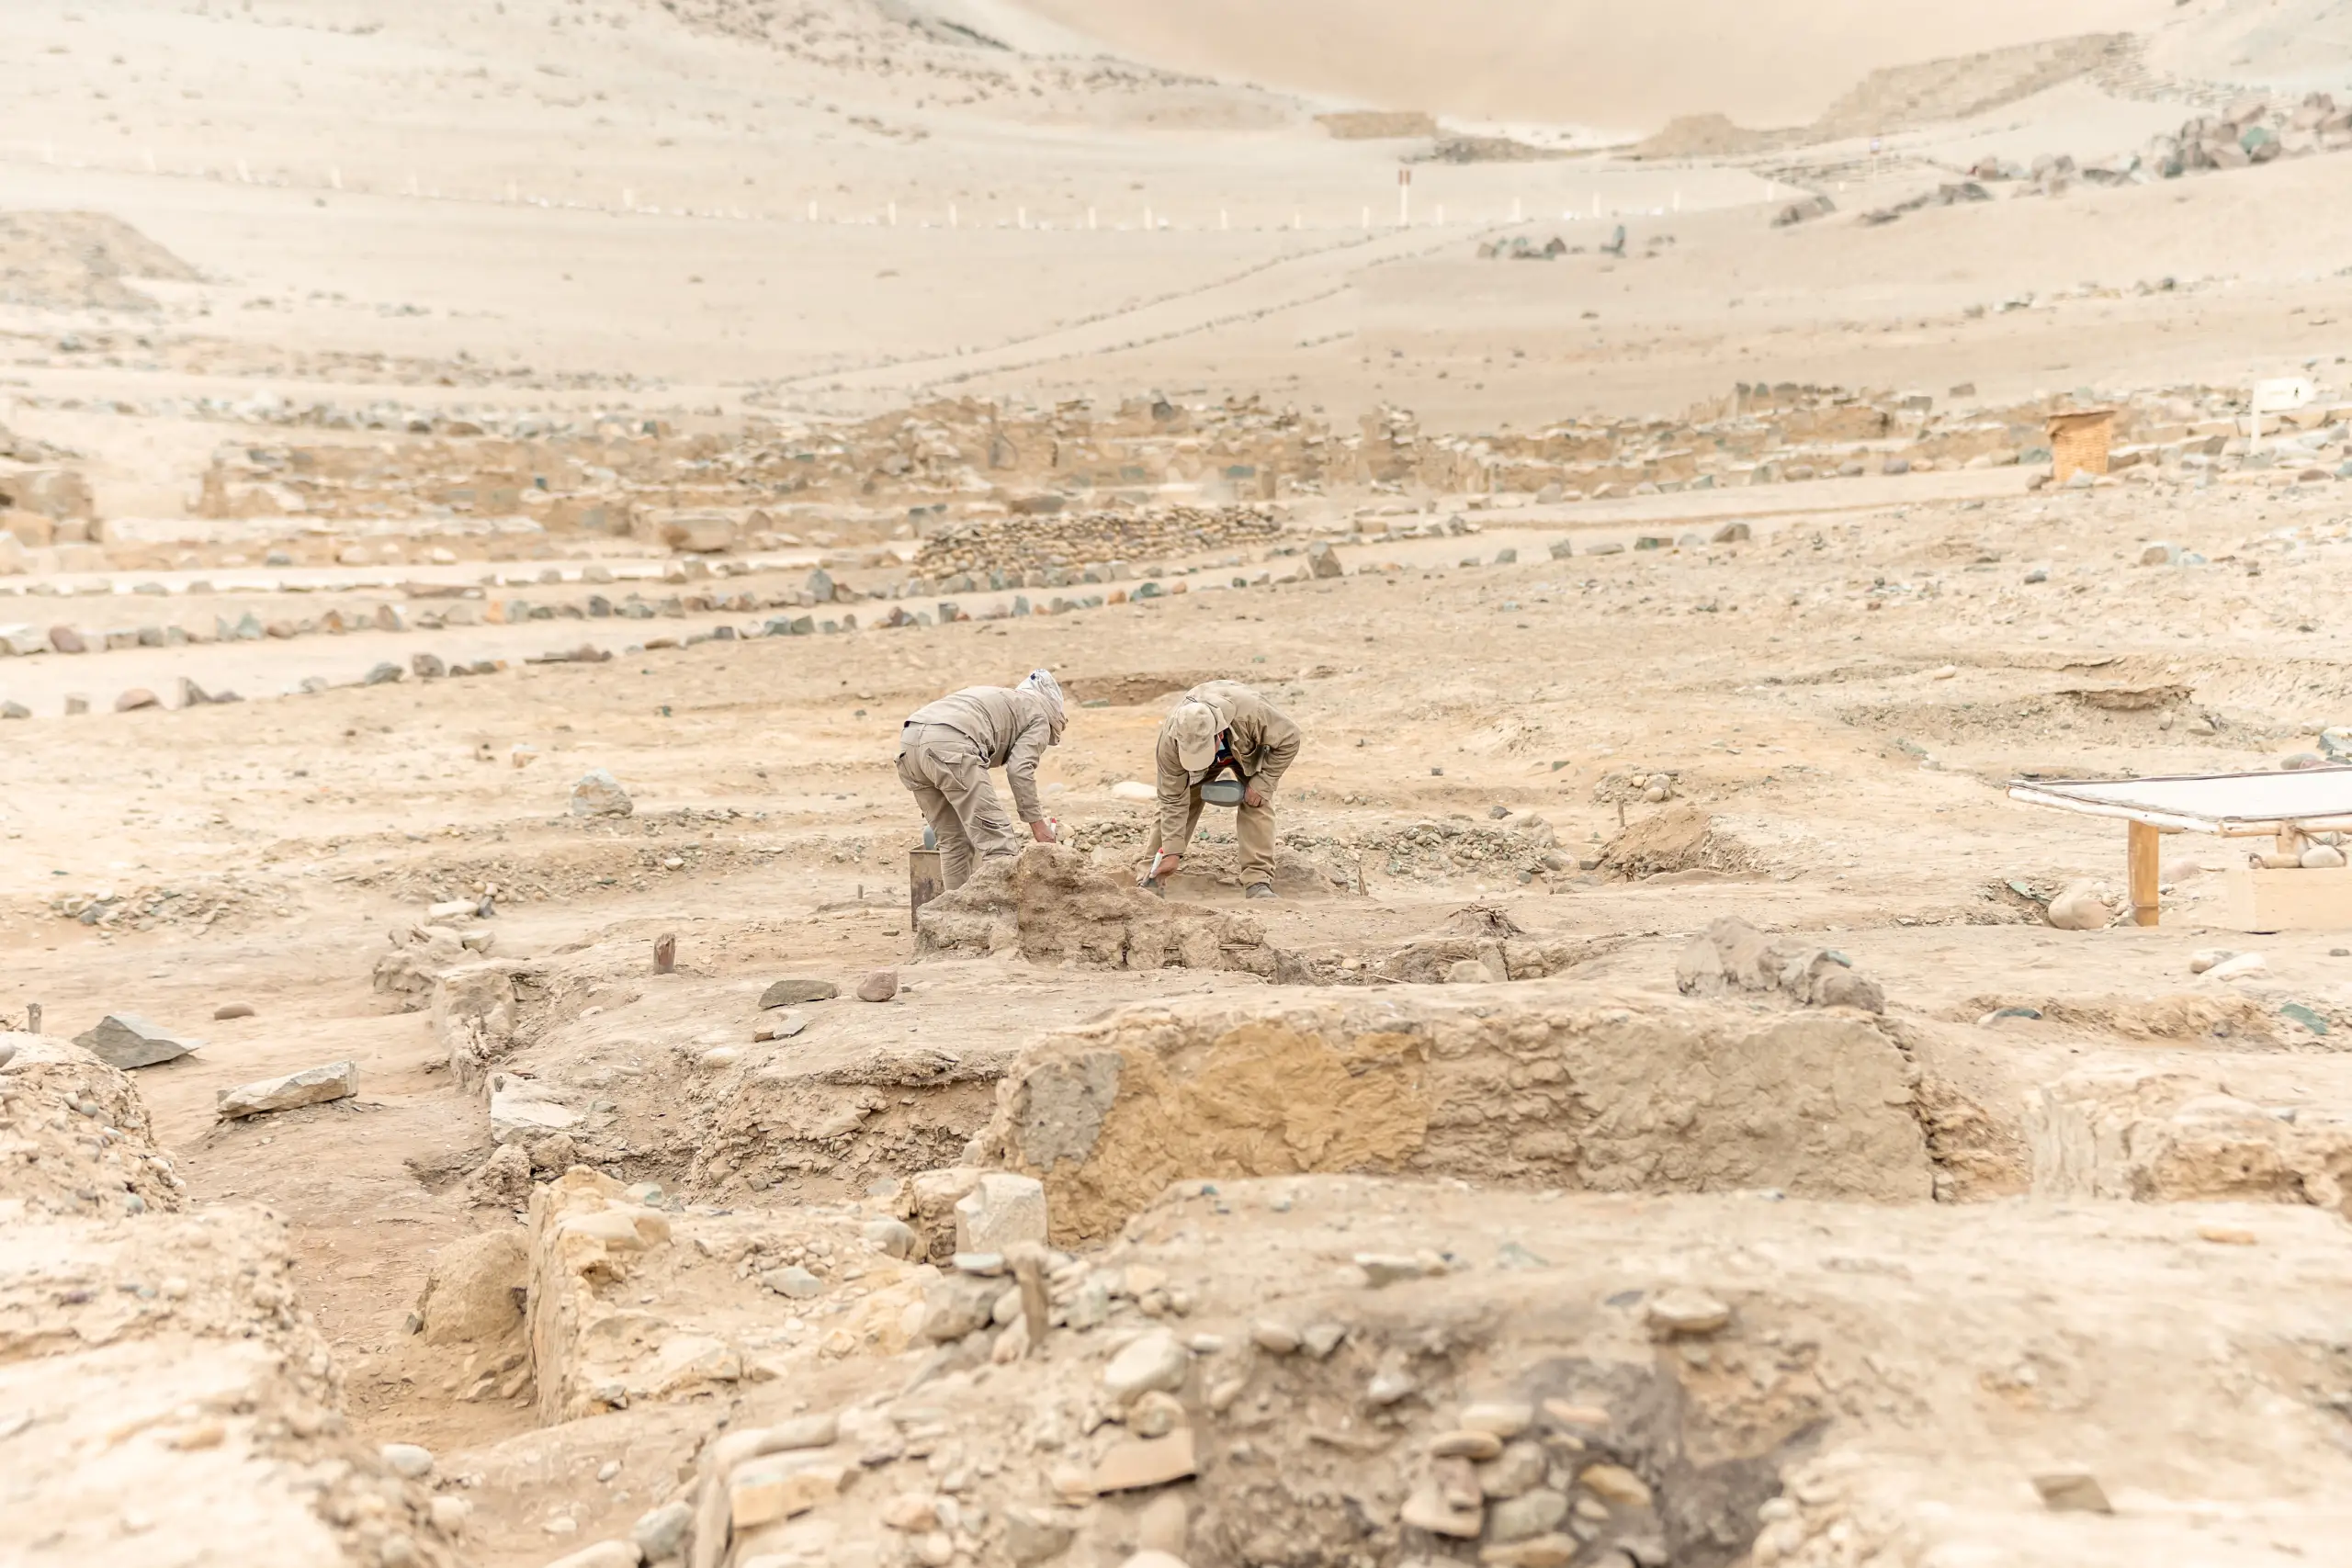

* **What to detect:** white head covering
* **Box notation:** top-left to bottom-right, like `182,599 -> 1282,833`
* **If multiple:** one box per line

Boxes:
1169,699 -> 1223,772
1019,668 -> 1066,741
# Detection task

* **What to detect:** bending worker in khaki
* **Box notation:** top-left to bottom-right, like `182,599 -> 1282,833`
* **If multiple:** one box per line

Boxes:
897,669 -> 1065,889
1143,679 -> 1302,899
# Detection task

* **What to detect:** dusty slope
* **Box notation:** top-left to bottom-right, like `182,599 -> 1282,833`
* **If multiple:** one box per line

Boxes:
1003,0 -> 2183,130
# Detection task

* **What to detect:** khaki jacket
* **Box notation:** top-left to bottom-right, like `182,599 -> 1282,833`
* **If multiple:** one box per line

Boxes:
902,686 -> 1057,823
1154,680 -> 1301,846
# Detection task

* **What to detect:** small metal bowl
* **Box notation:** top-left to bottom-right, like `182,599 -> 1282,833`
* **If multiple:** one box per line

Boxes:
1200,778 -> 1246,807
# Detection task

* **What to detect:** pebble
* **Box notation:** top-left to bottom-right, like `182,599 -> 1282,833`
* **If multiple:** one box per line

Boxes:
212,1003 -> 255,1021
114,687 -> 161,712
857,968 -> 900,1002
1430,1429 -> 1505,1461
1487,1488 -> 1568,1541
1353,1252 -> 1428,1286
1643,1289 -> 1730,1337
1365,1367 -> 1417,1404
1477,1440 -> 1548,1499
761,977 -> 839,1007
595,1459 -> 621,1483
1248,1320 -> 1300,1354
379,1442 -> 434,1479
1129,1390 -> 1184,1438
1460,1399 -> 1534,1438
1578,1462 -> 1653,1506
1543,1400 -> 1611,1429
2188,949 -> 2235,975
1400,1480 -> 1484,1539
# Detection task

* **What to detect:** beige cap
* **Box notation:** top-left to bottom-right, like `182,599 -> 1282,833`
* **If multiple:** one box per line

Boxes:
1169,700 -> 1222,772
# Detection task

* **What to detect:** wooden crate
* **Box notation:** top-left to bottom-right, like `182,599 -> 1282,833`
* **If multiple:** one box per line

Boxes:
2222,861 -> 2352,931
2046,409 -> 2115,482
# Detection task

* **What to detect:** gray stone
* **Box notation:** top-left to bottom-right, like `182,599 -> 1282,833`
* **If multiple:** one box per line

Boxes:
570,768 -> 634,818
363,661 -> 404,685
920,1273 -> 1004,1342
74,1013 -> 201,1070
379,1442 -> 434,1479
1306,541 -> 1343,579
1547,538 -> 1575,560
864,1217 -> 918,1258
2046,882 -> 2111,931
632,1499 -> 693,1562
1002,1506 -> 1075,1565
217,1059 -> 357,1120
1102,1328 -> 1189,1400
761,1265 -> 824,1300
1301,1321 -> 1348,1358
955,1171 -> 1047,1255
2032,1472 -> 2112,1514
412,652 -> 447,679
856,968 -> 899,1002
1487,1488 -> 1569,1542
761,977 -> 838,1007
1644,1288 -> 1730,1337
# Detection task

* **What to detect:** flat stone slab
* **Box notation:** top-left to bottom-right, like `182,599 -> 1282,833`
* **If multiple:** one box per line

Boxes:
74,1013 -> 202,1070
217,1060 -> 358,1120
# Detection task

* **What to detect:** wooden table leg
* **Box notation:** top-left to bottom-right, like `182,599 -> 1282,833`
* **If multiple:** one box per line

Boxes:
2129,819 -> 2161,927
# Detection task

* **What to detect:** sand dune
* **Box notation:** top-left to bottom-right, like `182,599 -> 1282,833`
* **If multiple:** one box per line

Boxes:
1002,0 -> 2182,130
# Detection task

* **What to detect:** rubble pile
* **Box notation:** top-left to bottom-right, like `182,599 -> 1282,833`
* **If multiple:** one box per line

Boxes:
910,504 -> 1281,581
1970,91 -> 2352,192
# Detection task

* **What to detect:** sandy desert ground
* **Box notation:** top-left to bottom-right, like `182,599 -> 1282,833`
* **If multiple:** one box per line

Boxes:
7,3 -> 2352,1567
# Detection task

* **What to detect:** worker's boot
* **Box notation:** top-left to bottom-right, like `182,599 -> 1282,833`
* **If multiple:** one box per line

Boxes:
1245,882 -> 1276,900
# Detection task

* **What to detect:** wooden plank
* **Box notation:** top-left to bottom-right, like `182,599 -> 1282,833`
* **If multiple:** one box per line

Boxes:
2129,819 -> 2162,927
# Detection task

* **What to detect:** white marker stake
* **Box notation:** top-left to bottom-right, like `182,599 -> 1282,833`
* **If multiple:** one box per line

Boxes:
143,148 -> 157,173
330,165 -> 342,190
237,158 -> 251,183
1087,206 -> 1095,230
1220,209 -> 1228,231
1293,211 -> 1301,230
1511,196 -> 1521,221
507,181 -> 518,203
808,198 -> 818,221
1397,166 -> 1411,228
1363,205 -> 1370,231
1018,206 -> 1026,229
1146,206 -> 1153,229
888,200 -> 897,225
951,203 -> 958,228
1436,203 -> 1444,225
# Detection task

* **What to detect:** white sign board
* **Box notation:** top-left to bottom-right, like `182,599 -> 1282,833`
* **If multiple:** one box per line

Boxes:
2251,376 -> 2316,447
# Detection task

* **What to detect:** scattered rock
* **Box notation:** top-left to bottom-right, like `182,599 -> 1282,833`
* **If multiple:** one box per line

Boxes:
363,661 -> 404,685
2188,949 -> 2234,976
2031,1471 -> 2112,1514
1674,917 -> 1884,1012
761,977 -> 838,1007
760,1265 -> 824,1300
544,1541 -> 644,1568
216,1059 -> 357,1120
114,687 -> 160,713
1306,541 -> 1343,579
1249,1320 -> 1300,1354
2045,883 -> 2112,931
1102,1327 -> 1189,1400
956,1171 -> 1047,1254
2302,845 -> 2346,868
1089,1429 -> 1197,1494
379,1442 -> 434,1479
2207,952 -> 2269,982
864,1217 -> 918,1258
856,968 -> 900,1002
1460,1399 -> 1534,1437
1578,1462 -> 1654,1506
1430,1429 -> 1505,1461
1401,1477 -> 1484,1537
569,769 -> 633,818
1644,1288 -> 1731,1337
213,1002 -> 255,1021
1002,1505 -> 1076,1565
1487,1488 -> 1569,1542
632,1500 -> 692,1562
74,1013 -> 201,1070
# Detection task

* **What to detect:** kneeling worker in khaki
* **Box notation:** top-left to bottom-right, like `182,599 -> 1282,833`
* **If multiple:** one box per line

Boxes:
1143,679 -> 1301,899
897,670 -> 1065,889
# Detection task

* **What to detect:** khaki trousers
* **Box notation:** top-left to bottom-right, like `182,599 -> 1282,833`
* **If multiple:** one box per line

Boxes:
897,723 -> 1023,890
1146,784 -> 1277,887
